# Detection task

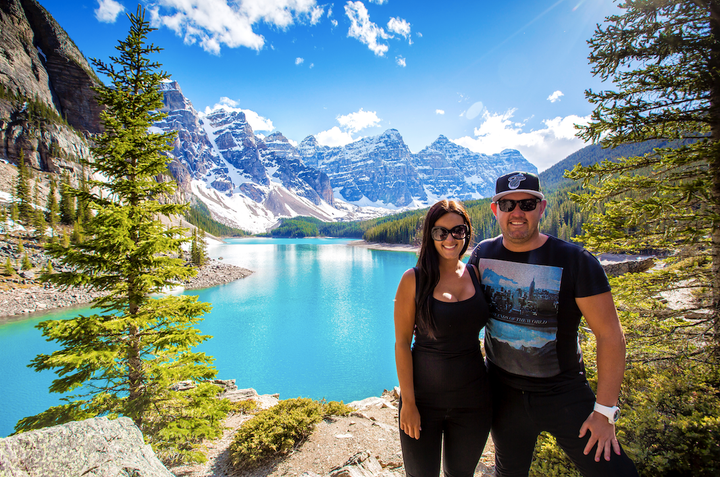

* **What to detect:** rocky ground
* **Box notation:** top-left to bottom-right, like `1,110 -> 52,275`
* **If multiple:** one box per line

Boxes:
0,233 -> 252,321
169,387 -> 495,477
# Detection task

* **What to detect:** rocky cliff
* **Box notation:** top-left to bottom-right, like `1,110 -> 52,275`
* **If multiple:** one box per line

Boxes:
0,0 -> 101,173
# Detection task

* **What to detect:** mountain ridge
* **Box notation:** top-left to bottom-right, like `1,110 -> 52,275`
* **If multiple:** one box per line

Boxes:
154,80 -> 537,233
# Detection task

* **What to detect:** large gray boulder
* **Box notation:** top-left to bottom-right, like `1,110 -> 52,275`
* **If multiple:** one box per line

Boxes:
0,416 -> 173,477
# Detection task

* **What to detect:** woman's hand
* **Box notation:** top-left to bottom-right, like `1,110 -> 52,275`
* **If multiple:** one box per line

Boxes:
400,401 -> 422,439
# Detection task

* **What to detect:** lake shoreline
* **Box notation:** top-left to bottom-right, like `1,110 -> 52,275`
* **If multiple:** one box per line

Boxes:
346,240 -> 419,253
0,259 -> 253,324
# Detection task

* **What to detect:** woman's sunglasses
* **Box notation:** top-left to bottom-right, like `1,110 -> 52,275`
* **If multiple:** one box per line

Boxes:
495,198 -> 541,213
431,224 -> 468,241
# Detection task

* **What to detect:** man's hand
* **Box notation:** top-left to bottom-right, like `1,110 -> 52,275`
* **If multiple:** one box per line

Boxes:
400,402 -> 422,440
579,411 -> 621,462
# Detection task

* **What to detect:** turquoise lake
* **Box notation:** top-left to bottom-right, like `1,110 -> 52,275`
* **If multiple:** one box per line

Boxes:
0,238 -> 419,437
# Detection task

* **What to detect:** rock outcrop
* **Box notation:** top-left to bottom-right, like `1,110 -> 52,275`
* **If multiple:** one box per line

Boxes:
601,256 -> 656,277
0,416 -> 173,477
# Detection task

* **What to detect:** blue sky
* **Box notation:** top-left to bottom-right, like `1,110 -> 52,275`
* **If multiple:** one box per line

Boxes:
40,0 -> 621,171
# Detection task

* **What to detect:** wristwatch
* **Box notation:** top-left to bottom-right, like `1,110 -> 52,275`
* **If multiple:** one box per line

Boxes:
593,402 -> 620,424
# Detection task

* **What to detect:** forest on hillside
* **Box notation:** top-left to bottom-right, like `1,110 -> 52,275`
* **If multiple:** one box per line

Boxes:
264,178 -> 590,247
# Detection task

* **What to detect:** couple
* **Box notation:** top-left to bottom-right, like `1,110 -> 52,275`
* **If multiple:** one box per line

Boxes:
393,172 -> 639,477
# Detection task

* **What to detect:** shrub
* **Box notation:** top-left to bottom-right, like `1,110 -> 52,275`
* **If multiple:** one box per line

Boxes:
231,399 -> 258,415
229,397 -> 324,468
322,400 -> 353,417
529,432 -> 581,477
618,363 -> 720,476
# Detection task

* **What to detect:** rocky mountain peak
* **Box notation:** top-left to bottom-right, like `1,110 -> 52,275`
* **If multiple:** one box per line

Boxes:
380,128 -> 403,141
264,131 -> 290,144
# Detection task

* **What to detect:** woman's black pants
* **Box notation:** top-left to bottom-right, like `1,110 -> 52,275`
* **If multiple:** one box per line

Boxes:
398,400 -> 491,477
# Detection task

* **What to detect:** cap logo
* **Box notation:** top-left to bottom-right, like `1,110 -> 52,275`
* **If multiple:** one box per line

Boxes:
507,173 -> 526,190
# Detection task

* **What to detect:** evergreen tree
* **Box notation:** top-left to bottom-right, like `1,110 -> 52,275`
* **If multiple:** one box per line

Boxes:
21,253 -> 32,271
75,168 -> 91,226
10,202 -> 18,225
33,207 -> 47,240
14,150 -> 32,224
4,257 -> 15,276
568,0 -> 720,362
16,8 -> 228,464
70,220 -> 83,244
547,5 -> 720,472
190,228 -> 208,266
59,173 -> 76,226
46,179 -> 60,235
32,181 -> 47,240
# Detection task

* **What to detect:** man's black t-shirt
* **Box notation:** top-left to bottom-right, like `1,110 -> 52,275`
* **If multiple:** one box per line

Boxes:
469,235 -> 611,393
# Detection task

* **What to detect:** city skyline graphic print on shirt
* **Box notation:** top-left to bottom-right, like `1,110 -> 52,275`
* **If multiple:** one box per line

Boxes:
477,258 -> 562,377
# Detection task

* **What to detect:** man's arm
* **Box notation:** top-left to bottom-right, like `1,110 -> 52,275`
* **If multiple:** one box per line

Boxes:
576,291 -> 626,462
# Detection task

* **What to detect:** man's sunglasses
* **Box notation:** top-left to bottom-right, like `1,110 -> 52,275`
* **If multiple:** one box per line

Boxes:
431,224 -> 468,241
495,198 -> 541,213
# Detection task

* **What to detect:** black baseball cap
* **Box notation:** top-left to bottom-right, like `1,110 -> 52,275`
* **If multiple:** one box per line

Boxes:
492,171 -> 544,202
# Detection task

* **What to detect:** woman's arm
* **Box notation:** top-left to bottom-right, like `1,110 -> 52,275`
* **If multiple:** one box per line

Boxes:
394,268 -> 421,439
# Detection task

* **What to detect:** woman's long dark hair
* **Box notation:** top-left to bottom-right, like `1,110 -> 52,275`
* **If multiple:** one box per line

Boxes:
414,200 -> 473,339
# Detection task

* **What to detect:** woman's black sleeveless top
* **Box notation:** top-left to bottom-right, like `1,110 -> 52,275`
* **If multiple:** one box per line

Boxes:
412,264 -> 490,408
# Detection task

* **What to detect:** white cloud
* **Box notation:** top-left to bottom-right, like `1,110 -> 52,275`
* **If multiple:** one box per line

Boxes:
547,90 -> 564,103
316,126 -> 356,147
95,0 -> 125,23
387,17 -> 411,40
309,5 -> 324,24
337,108 -> 381,133
452,109 -> 590,172
148,0 -> 318,54
396,56 -> 406,67
203,98 -> 275,131
331,18 -> 338,27
316,108 -> 382,146
296,57 -> 305,65
344,1 -> 390,56
368,0 -> 388,4
436,109 -> 445,115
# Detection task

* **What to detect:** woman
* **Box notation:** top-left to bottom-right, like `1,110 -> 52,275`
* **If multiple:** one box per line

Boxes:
394,200 -> 491,477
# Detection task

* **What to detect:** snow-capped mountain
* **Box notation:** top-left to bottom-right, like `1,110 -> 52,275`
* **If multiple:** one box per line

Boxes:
299,130 -> 536,208
413,135 -> 530,201
155,81 -> 537,233
156,81 -> 353,233
299,129 -> 426,207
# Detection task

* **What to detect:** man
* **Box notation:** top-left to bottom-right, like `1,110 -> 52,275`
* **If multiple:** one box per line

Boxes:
468,171 -> 638,476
